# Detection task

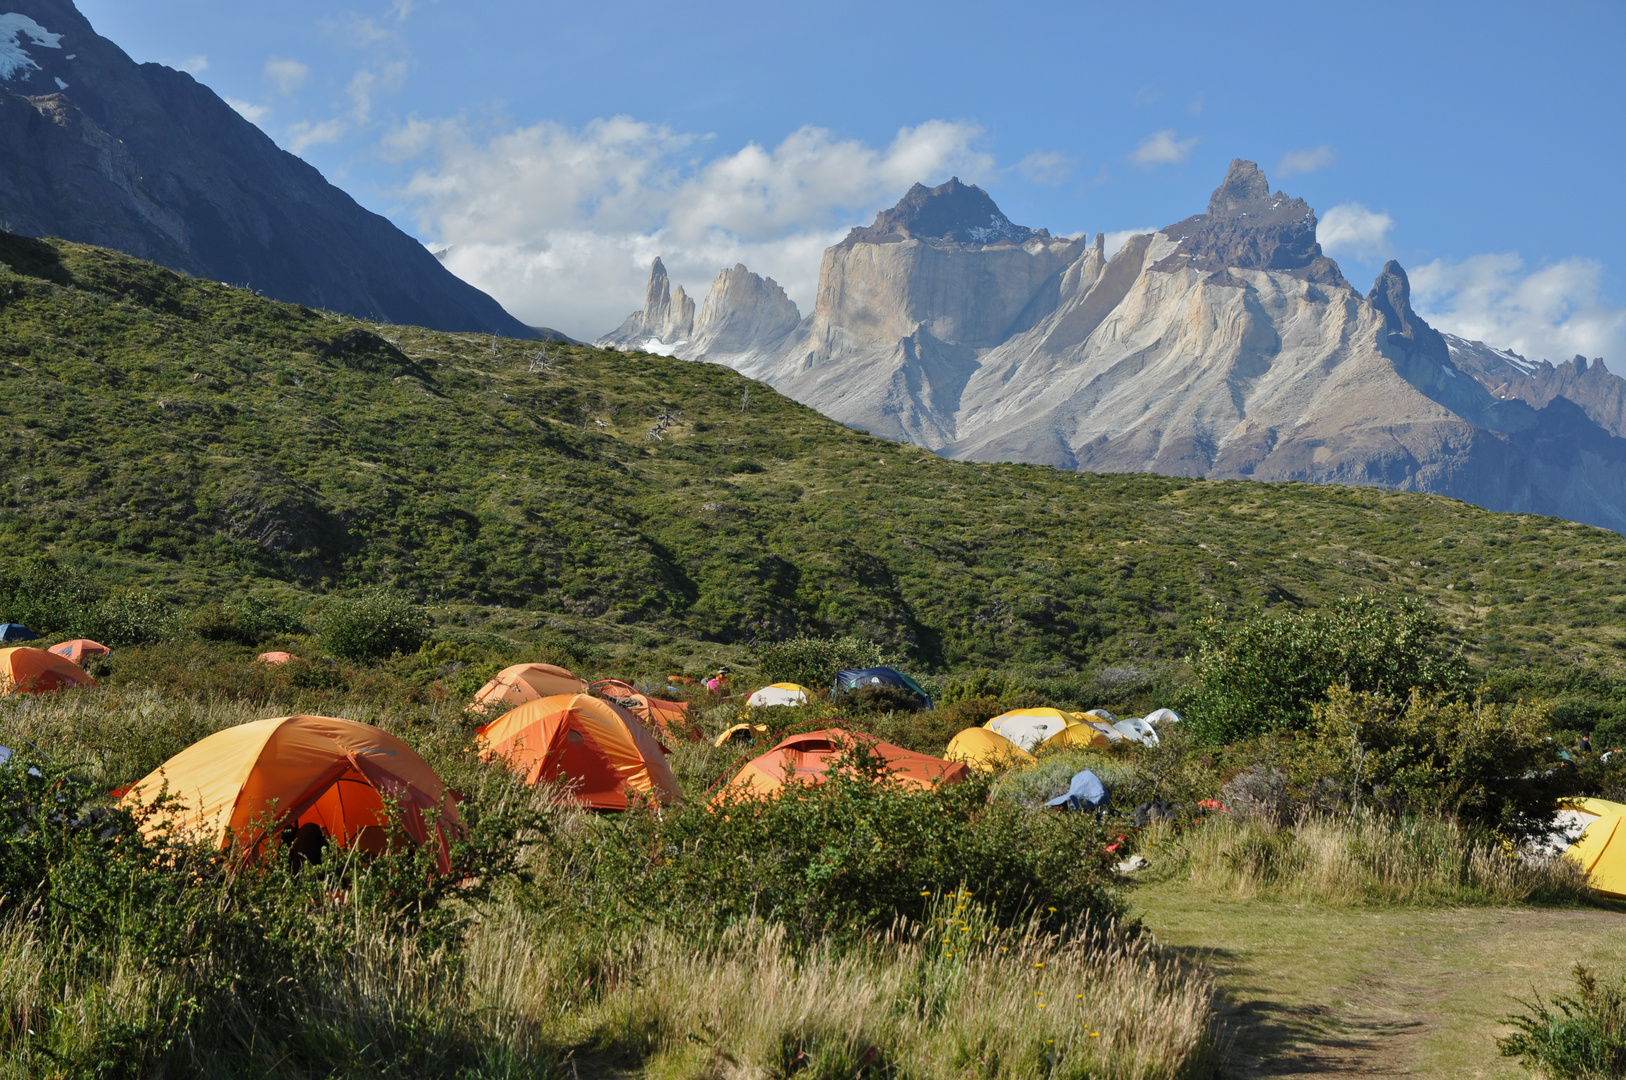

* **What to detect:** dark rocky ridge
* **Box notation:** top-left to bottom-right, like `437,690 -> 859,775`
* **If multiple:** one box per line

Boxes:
1153,159 -> 1347,286
841,177 -> 1046,247
0,0 -> 534,337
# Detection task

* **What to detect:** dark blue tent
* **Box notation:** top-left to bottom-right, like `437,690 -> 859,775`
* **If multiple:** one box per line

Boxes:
1046,770 -> 1110,812
833,667 -> 933,709
0,624 -> 39,644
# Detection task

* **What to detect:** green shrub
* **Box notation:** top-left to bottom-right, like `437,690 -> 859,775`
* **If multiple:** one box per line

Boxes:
318,589 -> 432,661
1186,596 -> 1471,742
0,558 -> 169,644
754,635 -> 894,690
542,746 -> 1124,941
1501,965 -> 1626,1079
1304,686 -> 1570,839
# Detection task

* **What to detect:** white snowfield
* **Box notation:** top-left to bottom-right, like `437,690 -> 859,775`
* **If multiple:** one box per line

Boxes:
0,14 -> 62,82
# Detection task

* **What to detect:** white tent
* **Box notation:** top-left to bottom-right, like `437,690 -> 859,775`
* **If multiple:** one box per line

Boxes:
1143,708 -> 1182,726
986,708 -> 1074,752
747,683 -> 810,708
1113,717 -> 1161,746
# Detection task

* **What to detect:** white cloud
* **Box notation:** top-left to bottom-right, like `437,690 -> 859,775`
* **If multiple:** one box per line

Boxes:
225,97 -> 269,124
1318,202 -> 1393,259
1278,145 -> 1334,176
1103,228 -> 1157,258
1411,254 -> 1626,366
174,54 -> 208,74
264,57 -> 309,95
287,117 -> 347,154
1015,150 -> 1072,186
347,60 -> 408,122
395,117 -> 995,339
1130,129 -> 1197,168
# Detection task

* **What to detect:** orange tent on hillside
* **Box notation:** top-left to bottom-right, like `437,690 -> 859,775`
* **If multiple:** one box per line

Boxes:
118,715 -> 461,871
256,651 -> 298,665
0,647 -> 95,695
712,728 -> 971,803
592,679 -> 701,742
470,663 -> 588,712
50,639 -> 110,664
475,693 -> 681,809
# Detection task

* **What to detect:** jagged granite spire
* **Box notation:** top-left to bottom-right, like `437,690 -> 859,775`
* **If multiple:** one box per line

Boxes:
1154,158 -> 1347,286
1368,260 -> 1446,357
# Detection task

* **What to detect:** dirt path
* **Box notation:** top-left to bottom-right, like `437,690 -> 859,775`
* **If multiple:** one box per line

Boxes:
1131,885 -> 1626,1078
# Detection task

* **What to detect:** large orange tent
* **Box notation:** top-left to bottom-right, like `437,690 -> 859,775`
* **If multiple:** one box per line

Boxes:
49,639 -> 111,664
0,647 -> 95,695
470,663 -> 588,712
712,728 -> 971,803
475,693 -> 682,809
592,679 -> 701,742
118,715 -> 461,871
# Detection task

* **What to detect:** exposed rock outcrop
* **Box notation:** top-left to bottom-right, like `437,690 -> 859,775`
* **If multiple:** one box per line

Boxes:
689,264 -> 801,362
607,161 -> 1626,532
600,258 -> 696,353
0,0 -> 534,337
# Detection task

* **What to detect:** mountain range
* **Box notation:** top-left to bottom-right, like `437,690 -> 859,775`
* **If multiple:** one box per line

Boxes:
601,164 -> 1626,533
0,0 -> 535,337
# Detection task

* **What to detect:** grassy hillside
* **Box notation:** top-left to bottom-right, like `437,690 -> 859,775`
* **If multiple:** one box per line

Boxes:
2,230 -> 1625,684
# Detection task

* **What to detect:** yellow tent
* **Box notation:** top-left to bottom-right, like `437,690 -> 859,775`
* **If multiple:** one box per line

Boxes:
747,683 -> 812,708
985,707 -> 1075,751
715,722 -> 770,748
1558,798 -> 1626,899
476,693 -> 682,809
945,727 -> 1036,773
1040,724 -> 1111,750
119,715 -> 460,871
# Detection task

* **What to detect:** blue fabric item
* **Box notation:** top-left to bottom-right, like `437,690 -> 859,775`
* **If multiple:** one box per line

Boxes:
1046,769 -> 1110,811
833,667 -> 933,708
0,624 -> 38,643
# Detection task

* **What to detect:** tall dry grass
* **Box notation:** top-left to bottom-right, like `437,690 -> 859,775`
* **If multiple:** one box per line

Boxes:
465,895 -> 1218,1080
1147,812 -> 1593,906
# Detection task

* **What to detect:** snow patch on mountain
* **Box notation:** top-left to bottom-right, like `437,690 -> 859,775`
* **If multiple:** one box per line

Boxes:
0,14 -> 63,82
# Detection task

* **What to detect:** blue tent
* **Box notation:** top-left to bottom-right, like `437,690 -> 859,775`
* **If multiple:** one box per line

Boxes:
1046,770 -> 1110,812
0,624 -> 38,644
834,667 -> 933,709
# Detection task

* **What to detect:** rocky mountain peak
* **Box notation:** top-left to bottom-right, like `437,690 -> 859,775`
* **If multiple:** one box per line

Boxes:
842,177 -> 1045,248
1155,159 -> 1346,287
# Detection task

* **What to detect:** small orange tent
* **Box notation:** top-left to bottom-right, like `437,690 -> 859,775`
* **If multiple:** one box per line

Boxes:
470,662 -> 588,712
592,679 -> 701,742
0,647 -> 95,695
256,651 -> 298,665
49,639 -> 110,664
119,715 -> 461,871
712,728 -> 971,803
475,693 -> 682,809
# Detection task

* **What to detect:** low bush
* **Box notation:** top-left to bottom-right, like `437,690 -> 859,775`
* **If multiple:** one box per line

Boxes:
753,634 -> 894,690
1186,596 -> 1472,743
1501,965 -> 1626,1079
317,588 -> 432,661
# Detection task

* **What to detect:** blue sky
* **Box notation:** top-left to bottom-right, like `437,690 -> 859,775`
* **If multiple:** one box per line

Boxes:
75,0 -> 1626,351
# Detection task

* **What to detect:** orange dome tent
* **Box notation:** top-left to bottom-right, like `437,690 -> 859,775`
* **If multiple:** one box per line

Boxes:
49,639 -> 110,664
256,651 -> 298,665
118,715 -> 461,872
0,647 -> 95,695
470,662 -> 588,712
712,728 -> 971,803
475,693 -> 682,809
592,679 -> 702,742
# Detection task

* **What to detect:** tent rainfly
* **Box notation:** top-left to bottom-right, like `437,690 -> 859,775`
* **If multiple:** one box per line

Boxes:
119,715 -> 462,871
834,668 -> 933,709
50,639 -> 111,664
747,683 -> 812,708
945,726 -> 1036,773
476,693 -> 682,809
470,663 -> 589,712
592,680 -> 701,742
1559,797 -> 1626,899
713,728 -> 970,803
0,647 -> 95,695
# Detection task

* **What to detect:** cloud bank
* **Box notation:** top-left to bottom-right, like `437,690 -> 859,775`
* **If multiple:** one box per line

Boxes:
1318,202 -> 1393,260
1129,129 -> 1197,168
1410,253 -> 1626,366
394,118 -> 996,338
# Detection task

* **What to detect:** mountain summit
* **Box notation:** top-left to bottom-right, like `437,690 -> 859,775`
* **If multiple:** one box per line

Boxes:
0,0 -> 534,337
842,177 -> 1045,247
601,160 -> 1626,533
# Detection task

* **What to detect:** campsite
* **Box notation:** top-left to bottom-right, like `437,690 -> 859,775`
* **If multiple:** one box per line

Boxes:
1,236 -> 1625,1079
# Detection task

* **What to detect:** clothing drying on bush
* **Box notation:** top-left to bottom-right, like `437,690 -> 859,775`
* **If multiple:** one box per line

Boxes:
712,728 -> 970,803
1046,770 -> 1111,812
475,693 -> 682,809
0,646 -> 95,695
470,662 -> 589,712
119,715 -> 462,872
